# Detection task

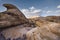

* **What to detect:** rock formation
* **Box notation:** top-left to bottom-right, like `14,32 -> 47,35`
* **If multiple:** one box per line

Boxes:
0,4 -> 60,40
0,4 -> 35,40
27,17 -> 60,40
1,23 -> 34,40
0,4 -> 28,28
26,22 -> 60,40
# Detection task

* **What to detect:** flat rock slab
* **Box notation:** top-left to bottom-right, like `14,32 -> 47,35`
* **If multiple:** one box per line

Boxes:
1,23 -> 34,40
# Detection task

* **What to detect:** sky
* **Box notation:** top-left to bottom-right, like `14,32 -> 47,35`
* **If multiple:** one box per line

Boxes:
0,0 -> 60,18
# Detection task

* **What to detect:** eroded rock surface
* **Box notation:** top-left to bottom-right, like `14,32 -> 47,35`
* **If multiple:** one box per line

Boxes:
26,22 -> 60,40
0,4 -> 28,28
0,4 -> 60,40
1,23 -> 34,40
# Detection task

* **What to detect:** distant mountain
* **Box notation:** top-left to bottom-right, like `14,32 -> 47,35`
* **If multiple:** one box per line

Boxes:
45,16 -> 60,23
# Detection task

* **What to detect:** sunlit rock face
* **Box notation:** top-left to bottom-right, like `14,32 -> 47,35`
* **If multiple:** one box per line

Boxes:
0,4 -> 28,28
0,4 -> 36,40
26,22 -> 60,40
26,16 -> 60,40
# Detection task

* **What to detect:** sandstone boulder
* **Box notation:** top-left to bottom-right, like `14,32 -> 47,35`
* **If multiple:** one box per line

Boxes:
0,4 -> 28,28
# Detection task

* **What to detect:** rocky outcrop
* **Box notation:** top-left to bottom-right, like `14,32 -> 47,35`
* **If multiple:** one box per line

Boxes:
0,4 -> 35,40
1,23 -> 34,40
0,4 -> 60,40
26,22 -> 60,40
27,17 -> 60,40
0,4 -> 28,28
1,20 -> 60,40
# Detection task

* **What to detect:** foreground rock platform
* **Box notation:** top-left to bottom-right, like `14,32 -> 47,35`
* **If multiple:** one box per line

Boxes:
26,22 -> 60,40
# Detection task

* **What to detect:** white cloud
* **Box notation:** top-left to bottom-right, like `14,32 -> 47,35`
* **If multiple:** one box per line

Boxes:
46,11 -> 52,13
42,10 -> 60,16
29,6 -> 35,10
57,5 -> 60,8
21,6 -> 42,18
32,9 -> 41,13
55,10 -> 60,16
56,10 -> 60,13
21,6 -> 60,17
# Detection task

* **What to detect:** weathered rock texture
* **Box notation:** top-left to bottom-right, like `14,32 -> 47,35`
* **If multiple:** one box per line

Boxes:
26,22 -> 60,40
27,17 -> 60,40
1,23 -> 34,40
0,4 -> 28,28
0,4 -> 60,40
0,4 -> 35,40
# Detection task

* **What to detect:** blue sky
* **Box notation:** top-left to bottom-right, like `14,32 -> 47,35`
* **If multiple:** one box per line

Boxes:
0,0 -> 60,18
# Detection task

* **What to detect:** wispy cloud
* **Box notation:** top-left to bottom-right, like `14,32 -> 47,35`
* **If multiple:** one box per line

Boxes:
41,9 -> 60,16
21,6 -> 42,18
21,5 -> 60,17
46,11 -> 52,14
57,5 -> 60,8
56,10 -> 60,13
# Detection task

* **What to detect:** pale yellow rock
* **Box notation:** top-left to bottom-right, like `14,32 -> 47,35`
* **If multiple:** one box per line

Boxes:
26,22 -> 60,40
48,23 -> 60,35
26,27 -> 43,40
